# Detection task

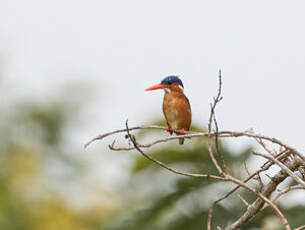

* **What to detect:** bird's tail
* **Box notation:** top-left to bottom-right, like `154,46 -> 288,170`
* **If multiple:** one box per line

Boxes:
179,137 -> 184,145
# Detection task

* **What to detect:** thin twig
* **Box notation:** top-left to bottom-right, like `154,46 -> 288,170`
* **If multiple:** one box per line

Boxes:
223,158 -> 301,230
295,225 -> 305,230
207,149 -> 295,230
213,113 -> 228,173
269,184 -> 304,204
256,138 -> 276,156
124,120 -> 224,181
207,70 -> 224,175
84,125 -> 195,148
253,151 -> 305,188
85,128 -> 305,164
237,194 -> 250,207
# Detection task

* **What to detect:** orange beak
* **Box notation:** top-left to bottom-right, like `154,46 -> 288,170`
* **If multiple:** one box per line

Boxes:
145,83 -> 167,91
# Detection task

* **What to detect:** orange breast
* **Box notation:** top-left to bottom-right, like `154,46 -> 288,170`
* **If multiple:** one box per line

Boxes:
162,91 -> 191,131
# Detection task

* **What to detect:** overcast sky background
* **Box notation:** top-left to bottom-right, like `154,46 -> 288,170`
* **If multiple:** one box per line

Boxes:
1,0 -> 305,176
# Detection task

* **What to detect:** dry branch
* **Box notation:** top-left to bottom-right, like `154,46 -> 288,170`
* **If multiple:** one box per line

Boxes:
224,158 -> 301,230
85,72 -> 305,230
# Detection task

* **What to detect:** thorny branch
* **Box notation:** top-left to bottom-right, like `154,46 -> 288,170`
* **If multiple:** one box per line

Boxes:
85,72 -> 305,230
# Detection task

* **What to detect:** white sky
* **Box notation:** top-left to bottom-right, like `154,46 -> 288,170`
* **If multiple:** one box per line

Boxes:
1,0 -> 305,156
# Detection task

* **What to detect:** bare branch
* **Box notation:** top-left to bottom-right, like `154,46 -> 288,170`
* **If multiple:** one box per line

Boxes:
208,69 -> 223,133
86,128 -> 305,165
224,173 -> 292,230
213,112 -> 228,173
223,158 -> 301,230
237,194 -> 250,207
256,138 -> 277,156
84,125 -> 193,148
86,123 -> 304,230
123,120 -> 225,181
253,151 -> 305,189
85,70 -> 305,230
207,70 -> 225,175
295,225 -> 305,230
269,184 -> 304,204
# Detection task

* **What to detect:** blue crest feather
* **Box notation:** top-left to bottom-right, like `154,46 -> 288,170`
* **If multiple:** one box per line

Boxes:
161,76 -> 184,88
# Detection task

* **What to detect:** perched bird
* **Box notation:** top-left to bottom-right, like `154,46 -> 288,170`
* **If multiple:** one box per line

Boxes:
145,76 -> 192,144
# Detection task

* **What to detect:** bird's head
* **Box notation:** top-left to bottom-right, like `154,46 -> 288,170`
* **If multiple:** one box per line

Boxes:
145,76 -> 184,93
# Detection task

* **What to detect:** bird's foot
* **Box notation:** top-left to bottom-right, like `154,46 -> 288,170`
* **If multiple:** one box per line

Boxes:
165,126 -> 173,135
179,128 -> 185,135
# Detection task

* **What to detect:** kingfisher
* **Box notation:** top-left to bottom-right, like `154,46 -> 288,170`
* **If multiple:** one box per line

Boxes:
145,76 -> 192,144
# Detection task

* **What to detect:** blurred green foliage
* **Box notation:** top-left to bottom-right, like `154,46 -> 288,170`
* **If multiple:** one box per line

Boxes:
0,94 -> 114,230
0,93 -> 304,230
